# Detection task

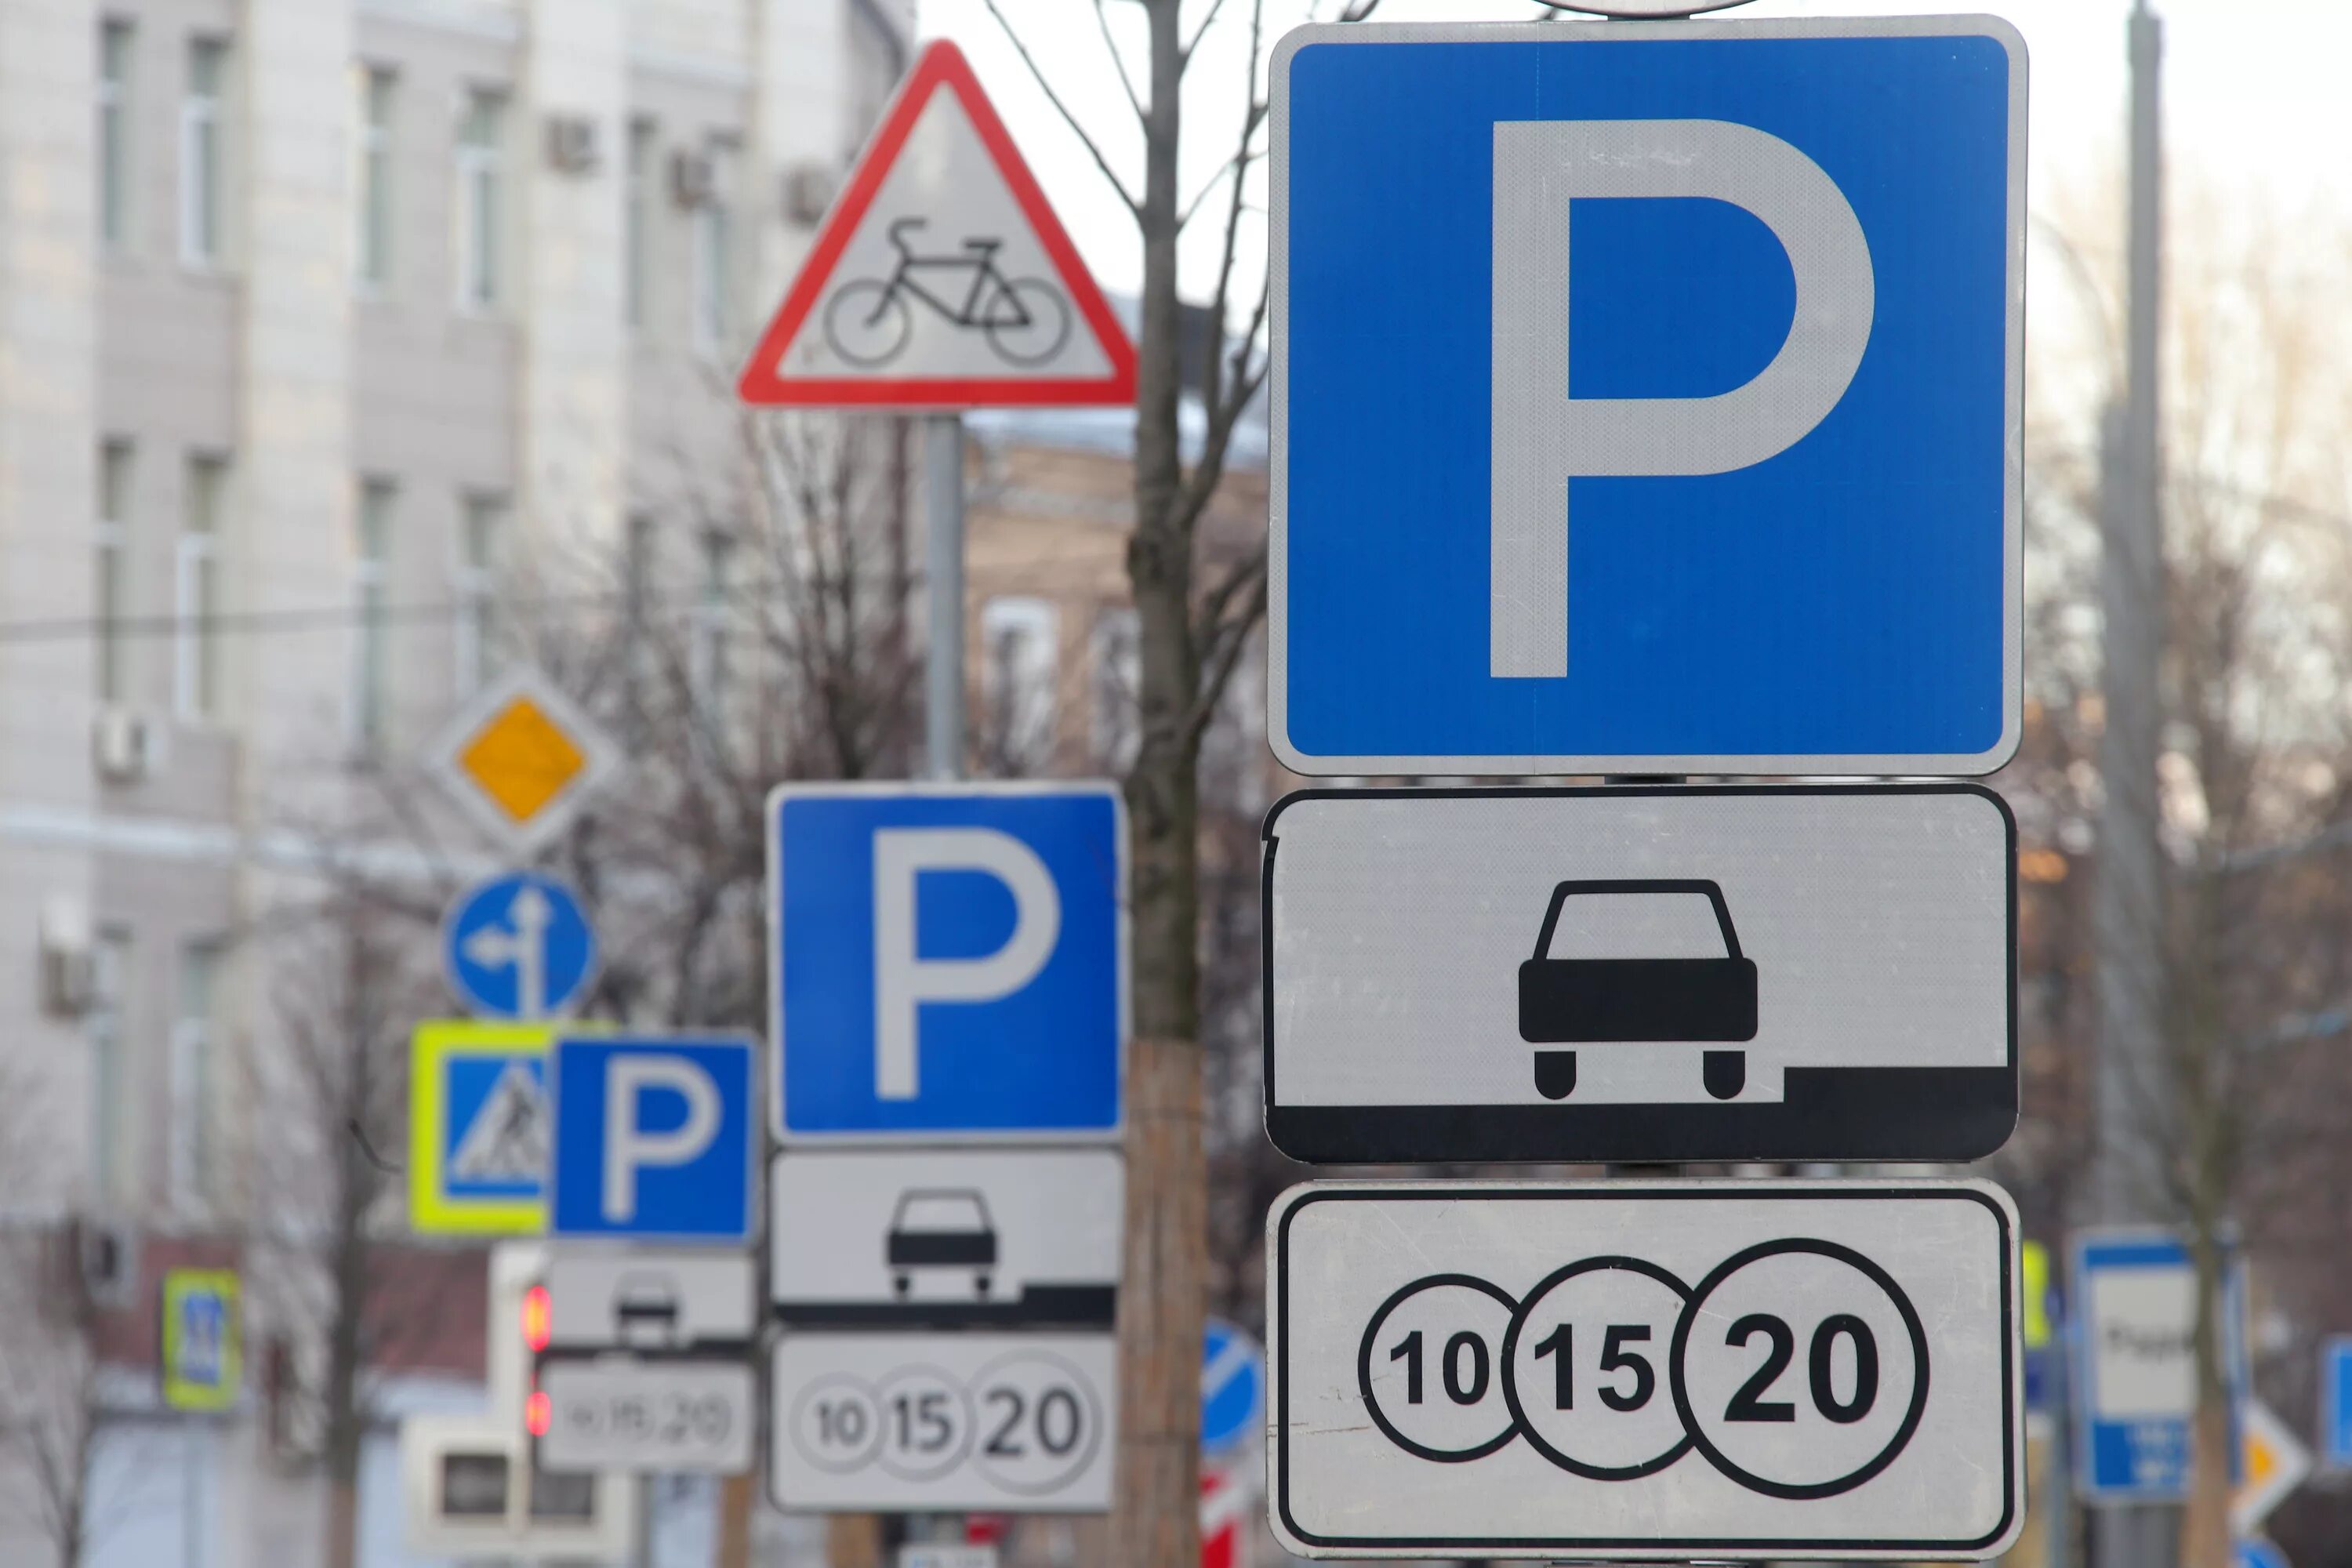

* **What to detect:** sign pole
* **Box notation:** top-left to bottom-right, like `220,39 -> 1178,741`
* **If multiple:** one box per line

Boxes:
925,413 -> 967,781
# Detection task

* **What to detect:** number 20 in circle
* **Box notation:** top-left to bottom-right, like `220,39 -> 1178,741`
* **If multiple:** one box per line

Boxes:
1669,1238 -> 1930,1500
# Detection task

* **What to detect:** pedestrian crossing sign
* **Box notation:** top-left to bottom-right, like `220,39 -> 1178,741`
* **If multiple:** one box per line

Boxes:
409,1019 -> 555,1235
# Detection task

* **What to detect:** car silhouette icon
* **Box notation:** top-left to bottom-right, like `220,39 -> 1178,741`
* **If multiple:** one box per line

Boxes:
612,1272 -> 682,1348
1517,878 -> 1759,1102
887,1189 -> 999,1299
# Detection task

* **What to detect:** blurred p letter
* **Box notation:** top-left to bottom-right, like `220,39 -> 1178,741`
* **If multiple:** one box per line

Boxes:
873,829 -> 1062,1100
1490,118 -> 1876,677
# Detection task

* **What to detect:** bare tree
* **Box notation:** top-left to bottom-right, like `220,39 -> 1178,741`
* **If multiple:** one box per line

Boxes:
2006,191 -> 2352,1565
975,2 -> 1380,1554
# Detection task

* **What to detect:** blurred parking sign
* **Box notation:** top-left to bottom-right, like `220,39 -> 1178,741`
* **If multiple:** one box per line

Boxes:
768,782 -> 1125,1142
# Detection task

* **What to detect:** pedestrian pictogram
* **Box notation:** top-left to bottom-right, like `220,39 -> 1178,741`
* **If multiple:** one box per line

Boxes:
736,41 -> 1136,410
424,667 -> 619,852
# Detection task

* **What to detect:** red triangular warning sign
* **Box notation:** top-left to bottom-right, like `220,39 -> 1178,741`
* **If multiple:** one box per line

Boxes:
738,42 -> 1138,411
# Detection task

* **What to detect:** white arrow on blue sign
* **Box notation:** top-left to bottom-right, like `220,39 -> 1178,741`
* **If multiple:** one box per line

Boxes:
1202,1318 -> 1264,1456
548,1034 -> 757,1243
442,871 -> 597,1020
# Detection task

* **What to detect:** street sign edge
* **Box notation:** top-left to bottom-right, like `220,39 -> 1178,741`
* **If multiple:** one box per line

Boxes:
1264,14 -> 2031,778
1265,1177 -> 2024,1559
1258,781 -> 2021,1165
546,1032 -> 761,1246
764,778 -> 1131,1147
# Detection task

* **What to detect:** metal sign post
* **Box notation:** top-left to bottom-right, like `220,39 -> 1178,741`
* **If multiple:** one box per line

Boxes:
926,414 -> 965,779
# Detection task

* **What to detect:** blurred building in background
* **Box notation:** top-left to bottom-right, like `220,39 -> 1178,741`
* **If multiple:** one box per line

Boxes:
0,2 -> 909,1563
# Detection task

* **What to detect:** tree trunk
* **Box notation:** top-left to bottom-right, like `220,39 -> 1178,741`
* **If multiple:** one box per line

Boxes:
1114,2 -> 1207,1565
824,1512 -> 884,1568
2180,1203 -> 2232,1568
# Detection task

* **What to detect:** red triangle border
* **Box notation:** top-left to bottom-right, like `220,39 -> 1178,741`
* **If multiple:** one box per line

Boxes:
736,41 -> 1138,411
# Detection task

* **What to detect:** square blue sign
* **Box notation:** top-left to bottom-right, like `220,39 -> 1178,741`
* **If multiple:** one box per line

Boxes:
1271,19 -> 2024,774
769,782 -> 1126,1141
549,1035 -> 756,1242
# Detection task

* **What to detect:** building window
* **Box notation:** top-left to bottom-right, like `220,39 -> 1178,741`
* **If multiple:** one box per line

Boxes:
96,440 -> 134,705
625,121 -> 657,328
177,455 -> 226,720
353,479 -> 394,750
454,492 -> 506,695
354,66 -> 394,292
180,37 -> 228,267
981,597 -> 1060,775
691,147 -> 733,355
690,532 -> 734,706
99,20 -> 135,250
89,926 -> 133,1203
1090,606 -> 1141,772
455,88 -> 506,311
169,939 -> 222,1205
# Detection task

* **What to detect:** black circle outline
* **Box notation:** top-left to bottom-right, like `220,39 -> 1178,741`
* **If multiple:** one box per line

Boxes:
1668,1238 -> 1931,1501
787,1372 -> 883,1474
869,1363 -> 975,1483
1498,1255 -> 1698,1481
1356,1273 -> 1522,1463
968,1347 -> 1105,1497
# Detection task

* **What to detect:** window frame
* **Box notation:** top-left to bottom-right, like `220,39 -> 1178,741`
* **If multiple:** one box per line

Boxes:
354,64 -> 396,294
180,36 -> 229,270
176,454 -> 227,722
351,477 -> 395,750
453,85 -> 508,313
96,439 -> 135,706
99,19 -> 135,252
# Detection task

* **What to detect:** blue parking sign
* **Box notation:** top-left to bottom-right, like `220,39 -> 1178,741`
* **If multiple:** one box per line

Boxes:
549,1035 -> 756,1242
769,782 -> 1126,1141
1271,18 -> 2024,775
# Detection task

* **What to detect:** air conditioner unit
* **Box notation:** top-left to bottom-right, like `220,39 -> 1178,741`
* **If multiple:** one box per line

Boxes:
544,114 -> 600,175
780,162 -> 837,227
670,148 -> 717,209
93,707 -> 158,784
38,898 -> 93,1018
70,1217 -> 138,1310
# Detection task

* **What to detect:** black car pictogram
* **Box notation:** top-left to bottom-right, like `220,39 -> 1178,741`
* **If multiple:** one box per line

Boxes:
886,1189 -> 999,1298
1517,879 -> 1758,1102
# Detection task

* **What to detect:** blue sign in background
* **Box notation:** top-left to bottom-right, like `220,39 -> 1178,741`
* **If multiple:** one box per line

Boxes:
2071,1231 -> 2247,1502
1202,1319 -> 1265,1455
550,1036 -> 754,1241
2321,1335 -> 2352,1470
444,871 -> 597,1019
1277,29 -> 2016,764
772,786 -> 1123,1139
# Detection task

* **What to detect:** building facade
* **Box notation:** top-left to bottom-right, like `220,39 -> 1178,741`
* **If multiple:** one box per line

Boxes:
0,2 -> 905,1563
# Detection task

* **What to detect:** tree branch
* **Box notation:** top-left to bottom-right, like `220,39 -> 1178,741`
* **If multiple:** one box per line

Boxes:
1093,0 -> 1148,124
982,0 -> 1142,217
1181,0 -> 1235,67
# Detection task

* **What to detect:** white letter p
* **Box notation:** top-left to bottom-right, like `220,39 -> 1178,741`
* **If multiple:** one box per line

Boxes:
602,1055 -> 720,1222
1490,118 -> 1875,678
873,828 -> 1062,1102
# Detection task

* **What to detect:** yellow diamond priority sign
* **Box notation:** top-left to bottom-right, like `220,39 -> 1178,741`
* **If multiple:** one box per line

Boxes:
426,667 -> 619,851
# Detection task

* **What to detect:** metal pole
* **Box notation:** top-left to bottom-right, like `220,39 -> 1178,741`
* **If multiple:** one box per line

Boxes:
2091,4 -> 2171,1565
925,414 -> 967,782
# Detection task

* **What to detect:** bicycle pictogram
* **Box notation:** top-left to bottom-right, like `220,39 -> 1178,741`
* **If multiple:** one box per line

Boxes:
823,217 -> 1074,369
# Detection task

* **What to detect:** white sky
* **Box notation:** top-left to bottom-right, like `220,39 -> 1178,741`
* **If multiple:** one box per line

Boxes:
914,0 -> 2352,321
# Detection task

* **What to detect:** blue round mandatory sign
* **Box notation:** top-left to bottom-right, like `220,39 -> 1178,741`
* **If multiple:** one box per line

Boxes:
443,871 -> 597,1019
1202,1318 -> 1265,1456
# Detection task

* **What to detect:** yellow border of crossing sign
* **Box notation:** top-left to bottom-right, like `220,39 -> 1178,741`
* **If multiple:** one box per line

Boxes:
161,1268 -> 241,1412
409,1019 -> 554,1236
